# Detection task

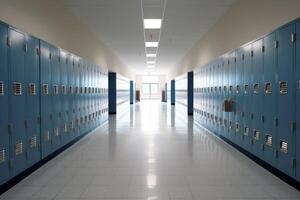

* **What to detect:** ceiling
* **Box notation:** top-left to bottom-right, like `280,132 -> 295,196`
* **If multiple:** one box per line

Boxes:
63,0 -> 236,75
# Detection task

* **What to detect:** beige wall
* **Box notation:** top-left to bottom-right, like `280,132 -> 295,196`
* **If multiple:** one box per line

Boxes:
0,0 -> 133,79
171,0 -> 300,79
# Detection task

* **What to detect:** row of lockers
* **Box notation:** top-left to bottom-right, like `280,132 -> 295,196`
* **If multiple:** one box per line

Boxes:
0,21 -> 109,186
175,74 -> 188,106
193,18 -> 300,182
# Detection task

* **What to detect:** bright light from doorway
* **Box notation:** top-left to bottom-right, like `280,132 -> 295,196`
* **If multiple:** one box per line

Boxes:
144,19 -> 162,29
145,42 -> 159,47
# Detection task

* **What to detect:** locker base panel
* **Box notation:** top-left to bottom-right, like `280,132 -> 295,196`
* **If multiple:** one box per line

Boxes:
0,123 -> 107,195
109,112 -> 116,114
194,121 -> 300,191
171,103 -> 175,105
188,112 -> 193,116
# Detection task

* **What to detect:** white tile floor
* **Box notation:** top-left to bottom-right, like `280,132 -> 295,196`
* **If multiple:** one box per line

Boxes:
1,100 -> 300,200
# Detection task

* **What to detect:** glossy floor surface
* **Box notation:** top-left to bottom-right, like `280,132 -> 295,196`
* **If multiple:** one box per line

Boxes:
1,100 -> 300,200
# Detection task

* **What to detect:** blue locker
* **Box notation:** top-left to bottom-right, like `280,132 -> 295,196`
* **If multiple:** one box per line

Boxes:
218,60 -> 223,135
78,59 -> 84,135
0,22 -> 10,185
276,23 -> 296,177
223,57 -> 229,138
40,41 -> 53,158
59,51 -> 69,144
242,44 -> 253,151
229,52 -> 236,142
251,39 -> 264,158
262,32 -> 277,165
67,54 -> 75,140
24,35 -> 41,167
235,48 -> 244,146
74,57 -> 80,136
296,21 -> 300,181
8,28 -> 27,176
50,45 -> 61,150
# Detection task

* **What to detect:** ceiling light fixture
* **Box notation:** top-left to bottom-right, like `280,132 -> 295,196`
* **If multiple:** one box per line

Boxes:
147,65 -> 155,68
145,42 -> 159,47
144,19 -> 162,29
146,54 -> 156,57
147,61 -> 156,64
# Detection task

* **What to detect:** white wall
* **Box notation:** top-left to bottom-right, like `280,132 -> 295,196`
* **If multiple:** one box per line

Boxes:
0,0 -> 133,79
170,0 -> 300,79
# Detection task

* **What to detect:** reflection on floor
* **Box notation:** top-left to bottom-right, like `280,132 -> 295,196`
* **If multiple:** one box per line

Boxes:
1,100 -> 299,200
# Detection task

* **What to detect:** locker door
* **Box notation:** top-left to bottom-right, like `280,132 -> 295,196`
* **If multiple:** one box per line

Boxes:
229,52 -> 236,142
60,51 -> 68,144
50,46 -> 61,150
251,39 -> 264,158
0,22 -> 10,185
24,36 -> 41,167
223,57 -> 229,138
67,55 -> 74,141
218,60 -> 223,135
40,41 -> 53,158
296,21 -> 300,181
235,48 -> 244,146
263,32 -> 277,166
242,44 -> 253,152
8,28 -> 26,176
74,58 -> 80,136
276,23 -> 296,177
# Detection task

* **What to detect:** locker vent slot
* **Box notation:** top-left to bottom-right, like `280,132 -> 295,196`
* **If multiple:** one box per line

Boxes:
214,87 -> 217,92
280,140 -> 288,154
61,85 -> 66,95
215,116 -> 218,123
236,123 -> 240,132
85,116 -> 88,123
265,82 -> 272,94
0,81 -> 4,96
29,136 -> 37,148
14,82 -> 22,96
53,85 -> 59,95
15,141 -> 23,156
70,121 -> 74,129
92,88 -> 95,93
0,148 -> 5,164
64,123 -> 68,132
236,85 -> 240,94
279,81 -> 288,94
244,127 -> 249,136
219,118 -> 222,125
54,127 -> 59,137
265,135 -> 272,146
69,86 -> 73,94
253,83 -> 259,94
84,87 -> 88,94
44,131 -> 50,142
210,87 -> 213,93
244,84 -> 249,94
219,87 -> 222,92
253,130 -> 260,140
80,87 -> 83,94
43,84 -> 49,95
224,120 -> 228,127
223,86 -> 227,92
80,117 -> 84,124
29,83 -> 36,95
88,87 -> 91,94
229,121 -> 233,129
229,86 -> 233,93
75,86 -> 79,94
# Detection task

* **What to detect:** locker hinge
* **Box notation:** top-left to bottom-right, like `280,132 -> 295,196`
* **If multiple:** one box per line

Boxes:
6,37 -> 11,47
234,57 -> 237,63
49,53 -> 52,60
8,124 -> 13,135
261,46 -> 265,53
24,120 -> 28,129
9,159 -> 13,169
274,40 -> 279,48
24,44 -> 28,52
36,48 -> 40,55
291,121 -> 296,132
250,50 -> 254,57
274,150 -> 278,158
274,117 -> 278,127
292,158 -> 296,168
291,33 -> 296,43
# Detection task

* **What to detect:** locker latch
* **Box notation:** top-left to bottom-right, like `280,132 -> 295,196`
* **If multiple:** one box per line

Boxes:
274,117 -> 278,127
291,33 -> 296,43
279,81 -> 288,94
13,82 -> 22,96
265,82 -> 272,94
29,83 -> 36,95
291,121 -> 296,132
292,158 -> 296,169
279,140 -> 288,154
0,81 -> 4,96
253,83 -> 259,94
261,115 -> 265,123
274,40 -> 279,48
244,84 -> 249,94
236,85 -> 240,94
265,134 -> 272,146
8,124 -> 13,135
24,120 -> 28,129
6,37 -> 11,47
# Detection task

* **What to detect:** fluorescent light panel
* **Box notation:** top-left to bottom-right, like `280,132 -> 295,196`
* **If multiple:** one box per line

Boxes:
147,65 -> 155,68
146,54 -> 156,57
147,61 -> 156,64
145,42 -> 159,47
144,19 -> 162,29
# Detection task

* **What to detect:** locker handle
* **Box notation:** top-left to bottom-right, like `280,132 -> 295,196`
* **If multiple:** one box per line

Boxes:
24,120 -> 28,129
274,118 -> 278,127
261,115 -> 265,123
8,124 -> 13,134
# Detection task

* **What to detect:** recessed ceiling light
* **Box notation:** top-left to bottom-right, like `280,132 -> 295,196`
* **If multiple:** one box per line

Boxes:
146,54 -> 156,57
147,61 -> 156,64
144,19 -> 162,29
147,65 -> 155,68
145,42 -> 159,47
